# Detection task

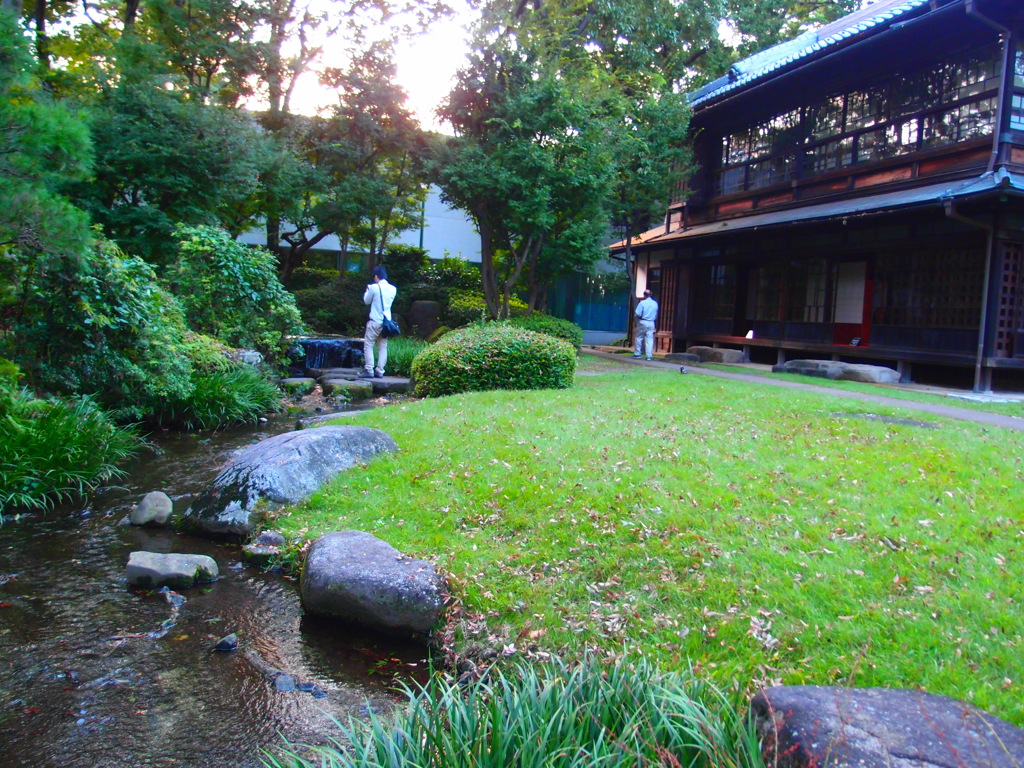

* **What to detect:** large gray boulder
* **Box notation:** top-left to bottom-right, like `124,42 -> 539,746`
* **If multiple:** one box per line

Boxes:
183,426 -> 398,538
130,491 -> 174,527
751,686 -> 1024,768
773,359 -> 901,384
301,530 -> 447,638
126,551 -> 219,589
407,300 -> 442,338
687,345 -> 745,363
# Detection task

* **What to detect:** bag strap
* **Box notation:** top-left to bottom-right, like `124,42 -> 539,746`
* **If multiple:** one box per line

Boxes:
377,283 -> 391,321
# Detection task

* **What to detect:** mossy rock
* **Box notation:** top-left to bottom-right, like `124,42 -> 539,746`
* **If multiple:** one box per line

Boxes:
321,378 -> 374,399
426,325 -> 452,344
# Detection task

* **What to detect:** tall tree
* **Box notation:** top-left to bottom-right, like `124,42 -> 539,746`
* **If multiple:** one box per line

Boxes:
268,43 -> 428,284
0,9 -> 92,322
65,37 -> 279,264
437,27 -> 615,319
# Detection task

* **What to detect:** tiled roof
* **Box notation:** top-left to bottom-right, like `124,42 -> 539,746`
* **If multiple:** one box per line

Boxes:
690,0 -> 935,107
610,170 -> 1024,251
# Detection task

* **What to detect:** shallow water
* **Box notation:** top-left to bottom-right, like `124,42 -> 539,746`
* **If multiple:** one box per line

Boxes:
0,414 -> 428,768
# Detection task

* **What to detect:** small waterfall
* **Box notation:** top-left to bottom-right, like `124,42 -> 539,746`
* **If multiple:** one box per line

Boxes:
296,338 -> 364,370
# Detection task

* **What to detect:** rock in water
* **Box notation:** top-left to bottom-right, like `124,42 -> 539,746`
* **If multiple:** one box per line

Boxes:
301,531 -> 447,639
751,685 -> 1024,768
182,426 -> 398,538
212,633 -> 238,652
126,552 -> 219,590
130,491 -> 174,527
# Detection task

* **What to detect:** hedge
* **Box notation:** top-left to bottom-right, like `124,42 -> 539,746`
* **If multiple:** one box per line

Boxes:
504,313 -> 583,351
411,323 -> 576,397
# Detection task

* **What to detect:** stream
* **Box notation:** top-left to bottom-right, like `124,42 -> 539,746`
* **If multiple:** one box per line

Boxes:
0,412 -> 429,768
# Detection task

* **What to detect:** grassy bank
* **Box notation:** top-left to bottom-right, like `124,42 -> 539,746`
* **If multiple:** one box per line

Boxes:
275,355 -> 1024,725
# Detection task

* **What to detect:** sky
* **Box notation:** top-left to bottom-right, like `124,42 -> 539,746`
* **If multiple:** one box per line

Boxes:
288,1 -> 477,132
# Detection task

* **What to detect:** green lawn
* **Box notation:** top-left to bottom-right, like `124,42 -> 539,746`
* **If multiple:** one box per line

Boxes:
700,362 -> 1024,417
276,356 -> 1024,726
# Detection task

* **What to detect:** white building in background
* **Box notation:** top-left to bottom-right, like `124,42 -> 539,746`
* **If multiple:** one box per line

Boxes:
238,185 -> 480,267
395,186 -> 481,262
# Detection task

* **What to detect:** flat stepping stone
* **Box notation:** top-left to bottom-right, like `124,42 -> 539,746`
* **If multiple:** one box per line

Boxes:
127,551 -> 219,590
322,378 -> 374,398
370,377 -> 411,395
687,346 -> 745,363
773,359 -> 900,384
309,367 -> 361,380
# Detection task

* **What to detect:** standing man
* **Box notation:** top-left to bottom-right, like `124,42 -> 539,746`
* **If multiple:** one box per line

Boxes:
633,289 -> 659,361
359,266 -> 397,379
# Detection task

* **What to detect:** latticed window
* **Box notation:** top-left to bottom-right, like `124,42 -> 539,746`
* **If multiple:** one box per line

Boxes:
712,43 -> 1005,197
694,264 -> 736,320
749,260 -> 830,322
873,246 -> 983,328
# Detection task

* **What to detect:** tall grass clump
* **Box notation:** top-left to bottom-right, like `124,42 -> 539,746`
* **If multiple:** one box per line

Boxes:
149,365 -> 283,430
384,337 -> 427,378
412,324 -> 576,397
264,657 -> 763,768
1,390 -> 139,514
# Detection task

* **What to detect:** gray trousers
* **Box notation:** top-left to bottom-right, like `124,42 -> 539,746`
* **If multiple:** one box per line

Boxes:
363,320 -> 388,374
634,320 -> 655,358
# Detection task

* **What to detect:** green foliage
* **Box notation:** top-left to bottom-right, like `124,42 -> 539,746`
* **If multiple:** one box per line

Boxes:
504,313 -> 583,351
264,657 -> 762,768
6,236 -> 194,420
170,225 -> 304,362
0,391 -> 139,513
382,336 -> 426,377
411,323 -> 576,397
286,266 -> 340,292
379,243 -> 428,287
180,332 -> 235,373
0,13 -> 92,301
148,365 -> 282,430
446,290 -> 528,328
67,42 -> 280,264
293,273 -> 372,336
420,257 -> 481,291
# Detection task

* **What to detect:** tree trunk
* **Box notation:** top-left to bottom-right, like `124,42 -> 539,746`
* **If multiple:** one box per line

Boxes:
124,0 -> 141,27
476,213 -> 501,320
33,0 -> 48,69
624,237 -> 637,346
279,229 -> 331,284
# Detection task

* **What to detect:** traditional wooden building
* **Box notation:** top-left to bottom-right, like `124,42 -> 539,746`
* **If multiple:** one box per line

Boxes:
617,0 -> 1024,390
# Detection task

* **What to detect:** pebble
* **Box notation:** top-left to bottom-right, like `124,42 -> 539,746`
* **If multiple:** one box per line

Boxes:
274,674 -> 296,692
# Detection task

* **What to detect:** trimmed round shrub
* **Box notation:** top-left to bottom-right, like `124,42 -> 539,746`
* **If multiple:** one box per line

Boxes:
505,313 -> 583,351
411,323 -> 576,397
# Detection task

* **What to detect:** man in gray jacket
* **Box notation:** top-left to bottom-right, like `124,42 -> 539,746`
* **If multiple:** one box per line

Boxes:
359,266 -> 397,379
633,289 -> 658,361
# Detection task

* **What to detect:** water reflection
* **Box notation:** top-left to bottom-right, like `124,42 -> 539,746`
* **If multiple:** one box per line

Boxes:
0,414 -> 428,768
